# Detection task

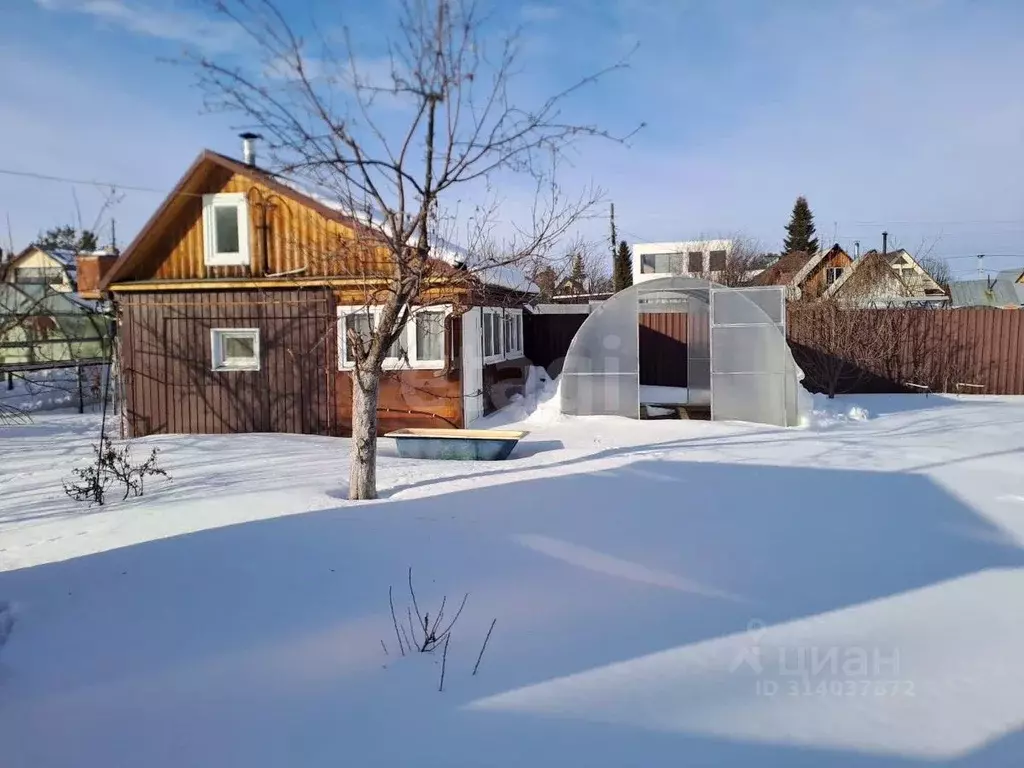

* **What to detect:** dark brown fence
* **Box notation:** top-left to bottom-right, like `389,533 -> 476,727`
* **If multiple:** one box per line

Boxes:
527,306 -> 1024,397
788,307 -> 1024,396
523,313 -> 587,376
639,312 -> 688,386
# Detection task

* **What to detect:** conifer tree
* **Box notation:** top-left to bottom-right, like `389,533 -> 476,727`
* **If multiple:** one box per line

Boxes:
613,240 -> 633,291
783,196 -> 819,254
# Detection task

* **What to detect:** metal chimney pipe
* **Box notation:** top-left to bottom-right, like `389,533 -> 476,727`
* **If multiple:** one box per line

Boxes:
882,231 -> 888,256
239,132 -> 261,167
854,240 -> 860,259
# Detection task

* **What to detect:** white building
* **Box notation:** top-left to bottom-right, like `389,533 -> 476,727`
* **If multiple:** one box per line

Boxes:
633,239 -> 734,284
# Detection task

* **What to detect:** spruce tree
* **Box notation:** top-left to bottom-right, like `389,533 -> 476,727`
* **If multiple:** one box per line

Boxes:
613,240 -> 633,291
783,196 -> 819,254
569,252 -> 586,293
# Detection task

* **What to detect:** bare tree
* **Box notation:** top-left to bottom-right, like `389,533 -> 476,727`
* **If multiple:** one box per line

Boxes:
192,0 -> 635,499
788,299 -> 903,398
689,235 -> 772,287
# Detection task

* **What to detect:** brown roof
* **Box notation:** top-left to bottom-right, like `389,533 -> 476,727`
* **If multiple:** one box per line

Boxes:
750,250 -> 815,287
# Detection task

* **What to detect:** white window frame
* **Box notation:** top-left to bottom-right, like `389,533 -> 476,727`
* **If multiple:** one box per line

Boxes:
482,307 -> 505,364
202,192 -> 250,267
503,308 -> 524,358
210,328 -> 261,371
337,305 -> 451,371
408,306 -> 450,370
826,267 -> 843,285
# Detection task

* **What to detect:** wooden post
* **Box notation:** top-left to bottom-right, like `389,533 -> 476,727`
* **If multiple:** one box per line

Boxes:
76,363 -> 84,414
6,372 -> 12,390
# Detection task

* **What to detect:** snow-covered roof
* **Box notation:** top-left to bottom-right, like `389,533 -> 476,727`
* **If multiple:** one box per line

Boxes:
274,173 -> 536,293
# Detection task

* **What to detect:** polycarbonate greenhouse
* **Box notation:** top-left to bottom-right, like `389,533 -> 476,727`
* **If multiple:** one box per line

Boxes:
560,276 -> 801,427
0,283 -> 111,366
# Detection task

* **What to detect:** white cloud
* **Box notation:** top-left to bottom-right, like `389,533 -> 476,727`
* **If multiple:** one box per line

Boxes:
33,0 -> 242,53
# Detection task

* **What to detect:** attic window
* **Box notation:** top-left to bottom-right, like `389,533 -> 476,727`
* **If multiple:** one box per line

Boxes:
202,193 -> 250,267
826,267 -> 844,285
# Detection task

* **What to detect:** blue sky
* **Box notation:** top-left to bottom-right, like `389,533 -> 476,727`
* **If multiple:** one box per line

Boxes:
3,0 -> 1024,277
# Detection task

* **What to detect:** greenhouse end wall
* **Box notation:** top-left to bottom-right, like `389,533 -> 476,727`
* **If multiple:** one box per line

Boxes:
560,278 -> 797,427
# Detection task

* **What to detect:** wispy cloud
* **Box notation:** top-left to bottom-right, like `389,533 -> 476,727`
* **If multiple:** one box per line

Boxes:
33,0 -> 242,53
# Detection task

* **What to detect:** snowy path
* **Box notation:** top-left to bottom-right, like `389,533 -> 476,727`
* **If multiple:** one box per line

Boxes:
2,395 -> 1024,766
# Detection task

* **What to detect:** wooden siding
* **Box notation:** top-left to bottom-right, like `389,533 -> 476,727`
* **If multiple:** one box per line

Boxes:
802,249 -> 854,298
138,166 -> 388,282
335,368 -> 462,433
121,289 -> 336,437
639,312 -> 688,387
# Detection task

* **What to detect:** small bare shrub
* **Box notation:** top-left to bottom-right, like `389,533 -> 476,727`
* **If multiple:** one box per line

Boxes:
64,437 -> 169,506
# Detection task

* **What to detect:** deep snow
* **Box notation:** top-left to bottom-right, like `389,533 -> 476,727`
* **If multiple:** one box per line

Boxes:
3,392 -> 1024,767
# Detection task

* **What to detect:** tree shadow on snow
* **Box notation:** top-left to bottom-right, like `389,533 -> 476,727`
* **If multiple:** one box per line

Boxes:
1,460 -> 1023,767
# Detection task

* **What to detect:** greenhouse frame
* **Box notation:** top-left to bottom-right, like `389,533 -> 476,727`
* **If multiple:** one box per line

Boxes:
559,276 -> 800,427
0,283 -> 111,366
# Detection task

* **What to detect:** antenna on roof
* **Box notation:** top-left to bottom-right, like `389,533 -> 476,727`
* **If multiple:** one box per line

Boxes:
239,132 -> 262,167
111,218 -> 117,252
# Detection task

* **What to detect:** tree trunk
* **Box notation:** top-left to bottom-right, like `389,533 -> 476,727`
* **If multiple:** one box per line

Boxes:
349,366 -> 381,500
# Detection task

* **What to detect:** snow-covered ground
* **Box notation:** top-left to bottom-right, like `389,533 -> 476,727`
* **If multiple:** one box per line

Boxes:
3,390 -> 1024,767
0,365 -> 108,415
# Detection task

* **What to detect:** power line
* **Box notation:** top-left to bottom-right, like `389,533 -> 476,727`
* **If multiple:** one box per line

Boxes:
0,167 -> 172,195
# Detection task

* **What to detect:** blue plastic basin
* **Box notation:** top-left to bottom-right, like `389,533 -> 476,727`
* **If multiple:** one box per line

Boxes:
385,429 -> 529,461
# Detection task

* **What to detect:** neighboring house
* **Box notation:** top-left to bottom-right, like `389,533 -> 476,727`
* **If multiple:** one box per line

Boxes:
883,248 -> 946,298
752,243 -> 949,307
750,244 -> 853,300
98,147 -> 534,438
949,275 -> 1024,309
822,249 -> 949,307
4,245 -> 79,292
633,239 -> 733,284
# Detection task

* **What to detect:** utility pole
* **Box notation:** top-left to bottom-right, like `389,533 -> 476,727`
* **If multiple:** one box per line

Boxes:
977,253 -> 984,279
609,202 -> 617,261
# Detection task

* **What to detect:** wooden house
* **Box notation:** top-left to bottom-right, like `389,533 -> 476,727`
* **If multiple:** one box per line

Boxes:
750,244 -> 854,299
5,245 -> 80,293
99,148 -> 533,438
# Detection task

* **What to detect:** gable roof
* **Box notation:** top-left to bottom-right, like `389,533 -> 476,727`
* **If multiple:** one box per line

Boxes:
100,150 -> 534,294
750,250 -> 815,287
950,279 -> 1022,308
878,248 -> 946,294
100,150 -> 379,289
9,245 -> 78,276
821,250 -> 909,301
749,243 -> 848,290
997,267 -> 1024,284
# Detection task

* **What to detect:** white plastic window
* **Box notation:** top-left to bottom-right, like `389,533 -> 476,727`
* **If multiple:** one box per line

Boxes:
338,305 -> 448,370
503,309 -> 524,358
211,328 -> 260,371
483,308 -> 505,363
202,193 -> 250,266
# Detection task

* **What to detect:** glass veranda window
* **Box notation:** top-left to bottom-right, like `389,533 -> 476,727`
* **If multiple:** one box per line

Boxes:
415,310 -> 445,362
